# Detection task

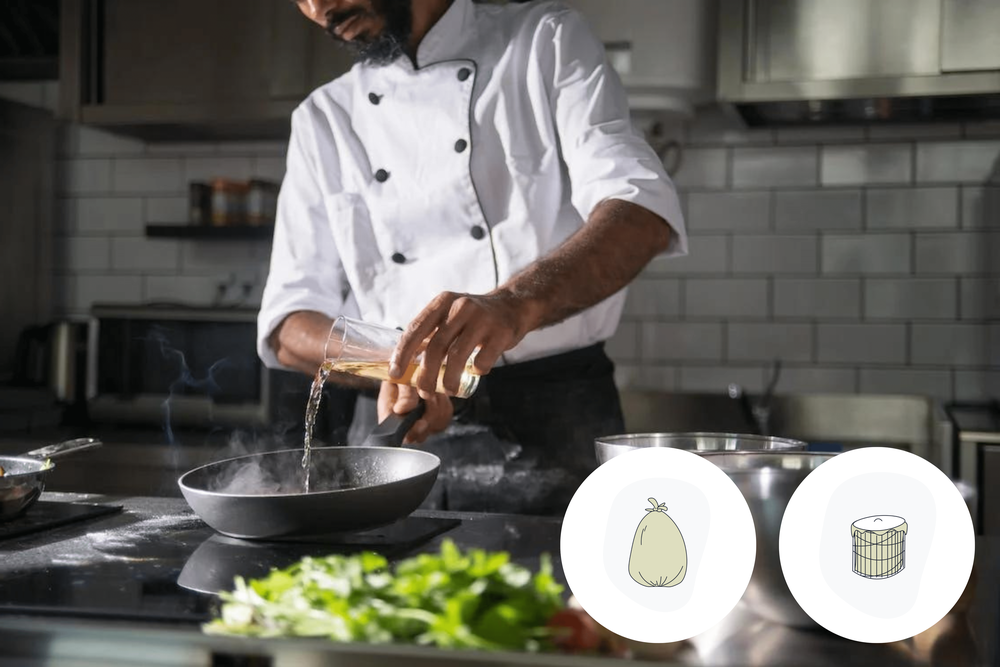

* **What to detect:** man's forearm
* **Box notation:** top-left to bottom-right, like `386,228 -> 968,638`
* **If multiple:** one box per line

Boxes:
269,311 -> 378,389
270,311 -> 332,375
497,198 -> 673,336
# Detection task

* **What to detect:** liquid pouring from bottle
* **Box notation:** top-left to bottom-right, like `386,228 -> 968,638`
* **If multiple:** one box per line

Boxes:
300,317 -> 480,490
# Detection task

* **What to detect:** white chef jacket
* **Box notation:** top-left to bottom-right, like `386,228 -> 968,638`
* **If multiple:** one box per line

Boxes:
257,0 -> 687,370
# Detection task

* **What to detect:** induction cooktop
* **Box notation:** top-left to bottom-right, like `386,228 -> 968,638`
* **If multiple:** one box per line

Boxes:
0,501 -> 123,542
0,510 -> 461,624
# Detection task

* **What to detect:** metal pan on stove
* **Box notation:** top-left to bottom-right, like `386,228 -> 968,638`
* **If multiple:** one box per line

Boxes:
178,402 -> 440,540
0,438 -> 103,521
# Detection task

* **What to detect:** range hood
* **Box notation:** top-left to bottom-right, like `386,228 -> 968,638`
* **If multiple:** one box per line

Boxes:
717,0 -> 1000,126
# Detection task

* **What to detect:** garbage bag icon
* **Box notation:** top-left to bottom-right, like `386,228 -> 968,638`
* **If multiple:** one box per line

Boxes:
628,497 -> 687,588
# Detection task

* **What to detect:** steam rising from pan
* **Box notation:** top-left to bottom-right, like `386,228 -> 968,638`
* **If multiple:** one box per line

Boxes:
197,448 -> 402,496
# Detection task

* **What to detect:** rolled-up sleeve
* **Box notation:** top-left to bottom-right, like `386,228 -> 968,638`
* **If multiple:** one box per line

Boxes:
256,103 -> 350,369
539,6 -> 688,257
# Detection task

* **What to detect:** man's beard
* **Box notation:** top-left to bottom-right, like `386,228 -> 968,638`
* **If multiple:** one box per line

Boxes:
325,0 -> 413,67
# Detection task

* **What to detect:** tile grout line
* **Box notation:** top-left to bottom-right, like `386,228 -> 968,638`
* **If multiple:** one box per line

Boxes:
905,321 -> 912,367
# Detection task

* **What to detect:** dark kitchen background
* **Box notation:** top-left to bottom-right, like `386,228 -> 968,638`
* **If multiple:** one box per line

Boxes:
0,0 -> 997,439
0,2 -> 998,664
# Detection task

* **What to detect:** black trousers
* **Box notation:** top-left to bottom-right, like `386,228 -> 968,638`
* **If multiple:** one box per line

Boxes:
350,343 -> 624,516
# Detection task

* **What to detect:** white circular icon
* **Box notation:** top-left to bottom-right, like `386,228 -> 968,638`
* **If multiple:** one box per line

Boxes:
561,447 -> 756,644
779,447 -> 975,643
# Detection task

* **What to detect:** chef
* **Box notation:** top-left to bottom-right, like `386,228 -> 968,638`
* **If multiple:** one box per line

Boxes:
257,0 -> 687,515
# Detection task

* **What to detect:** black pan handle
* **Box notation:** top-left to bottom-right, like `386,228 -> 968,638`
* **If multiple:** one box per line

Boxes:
362,399 -> 427,448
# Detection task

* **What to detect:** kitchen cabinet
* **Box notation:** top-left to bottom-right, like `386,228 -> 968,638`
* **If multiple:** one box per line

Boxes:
59,0 -> 354,140
562,0 -> 717,116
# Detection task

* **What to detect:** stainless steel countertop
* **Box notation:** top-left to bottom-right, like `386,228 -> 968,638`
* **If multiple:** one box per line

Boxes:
0,492 -> 995,666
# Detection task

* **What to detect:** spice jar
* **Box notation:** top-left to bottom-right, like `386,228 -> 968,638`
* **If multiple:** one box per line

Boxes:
210,178 -> 249,226
188,182 -> 212,225
246,179 -> 279,226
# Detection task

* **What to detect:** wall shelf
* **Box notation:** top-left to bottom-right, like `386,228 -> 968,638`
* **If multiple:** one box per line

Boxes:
145,224 -> 274,240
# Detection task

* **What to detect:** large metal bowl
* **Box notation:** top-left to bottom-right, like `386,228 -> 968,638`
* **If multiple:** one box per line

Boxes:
594,432 -> 807,465
698,451 -> 836,627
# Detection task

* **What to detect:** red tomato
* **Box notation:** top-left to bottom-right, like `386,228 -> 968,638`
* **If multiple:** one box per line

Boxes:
547,608 -> 602,653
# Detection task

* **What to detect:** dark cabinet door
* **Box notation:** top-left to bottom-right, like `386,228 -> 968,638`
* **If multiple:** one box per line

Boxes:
268,5 -> 356,101
75,0 -> 353,138
102,0 -> 277,105
308,29 -> 357,92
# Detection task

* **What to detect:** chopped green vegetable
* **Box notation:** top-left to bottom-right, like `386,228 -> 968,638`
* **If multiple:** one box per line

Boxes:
204,539 -> 565,652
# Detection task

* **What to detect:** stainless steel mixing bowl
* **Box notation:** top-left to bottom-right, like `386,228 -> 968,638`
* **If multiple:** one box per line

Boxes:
594,432 -> 807,465
698,451 -> 836,627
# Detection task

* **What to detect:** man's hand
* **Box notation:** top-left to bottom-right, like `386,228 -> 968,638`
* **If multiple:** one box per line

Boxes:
390,290 -> 535,396
390,200 -> 673,398
377,381 -> 454,445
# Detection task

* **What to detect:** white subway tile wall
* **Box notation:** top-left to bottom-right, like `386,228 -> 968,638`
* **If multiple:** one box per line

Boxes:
622,118 -> 999,401
817,323 -> 909,365
864,279 -> 958,320
58,159 -> 113,194
732,146 -> 818,188
859,368 -> 953,401
71,197 -> 145,233
961,278 -> 1000,320
776,126 -> 865,145
727,323 -> 813,362
183,157 -> 255,183
866,187 -> 959,230
866,124 -> 963,141
687,191 -> 771,232
679,366 -> 765,393
670,148 -> 727,190
821,144 -> 913,186
112,158 -> 184,193
49,117 -> 1000,402
822,234 -> 912,274
954,371 -> 1000,402
915,232 -> 997,275
732,235 -> 818,274
640,322 -> 723,362
144,196 -> 189,224
774,367 -> 857,394
774,189 -> 863,231
606,321 -> 640,362
684,279 -> 769,318
961,186 -> 997,229
773,279 -> 861,319
622,279 -> 682,318
916,141 -> 1000,183
52,127 -> 282,319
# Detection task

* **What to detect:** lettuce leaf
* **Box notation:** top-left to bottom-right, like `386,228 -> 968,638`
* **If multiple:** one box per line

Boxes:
203,539 -> 565,652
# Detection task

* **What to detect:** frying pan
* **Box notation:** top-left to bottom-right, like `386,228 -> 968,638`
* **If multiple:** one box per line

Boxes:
0,437 -> 104,521
178,403 -> 440,540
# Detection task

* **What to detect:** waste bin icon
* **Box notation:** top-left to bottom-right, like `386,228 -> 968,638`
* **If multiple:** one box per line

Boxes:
851,515 -> 908,579
628,497 -> 687,588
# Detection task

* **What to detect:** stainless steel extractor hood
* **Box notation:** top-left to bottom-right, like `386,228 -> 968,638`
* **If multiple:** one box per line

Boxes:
717,0 -> 1000,126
